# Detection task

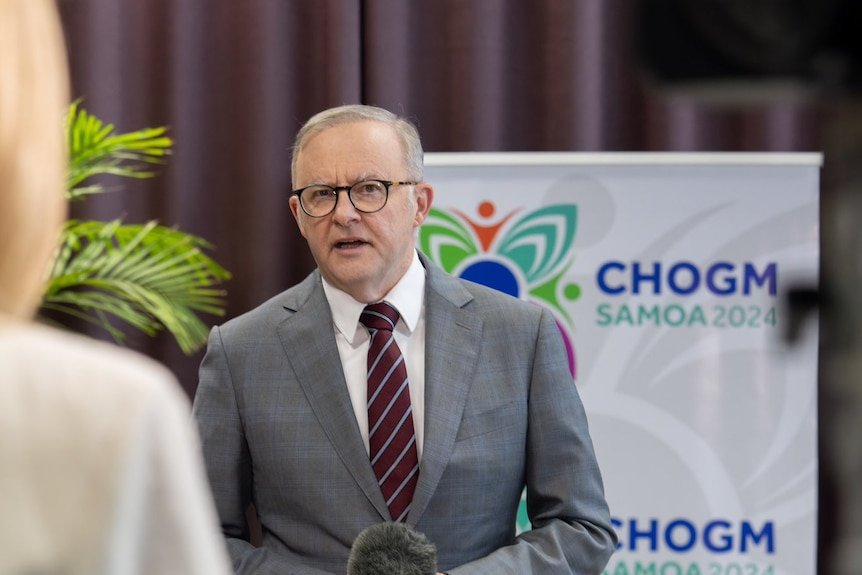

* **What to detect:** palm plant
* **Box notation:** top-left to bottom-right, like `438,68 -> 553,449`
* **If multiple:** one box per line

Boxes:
39,103 -> 230,355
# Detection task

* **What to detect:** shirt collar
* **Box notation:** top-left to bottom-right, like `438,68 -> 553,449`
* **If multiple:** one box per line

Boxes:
322,250 -> 425,344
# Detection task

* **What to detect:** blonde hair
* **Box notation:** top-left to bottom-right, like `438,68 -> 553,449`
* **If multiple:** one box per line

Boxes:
0,0 -> 69,319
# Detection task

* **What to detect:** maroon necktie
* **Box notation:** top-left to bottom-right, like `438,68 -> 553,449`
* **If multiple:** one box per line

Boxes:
360,302 -> 419,522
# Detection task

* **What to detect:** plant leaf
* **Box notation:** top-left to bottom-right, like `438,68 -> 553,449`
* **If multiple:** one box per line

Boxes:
42,218 -> 231,355
44,103 -> 231,355
65,102 -> 173,200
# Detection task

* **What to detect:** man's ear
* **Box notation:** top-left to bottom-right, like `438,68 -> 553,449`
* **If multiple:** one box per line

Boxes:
413,182 -> 434,227
289,195 -> 308,238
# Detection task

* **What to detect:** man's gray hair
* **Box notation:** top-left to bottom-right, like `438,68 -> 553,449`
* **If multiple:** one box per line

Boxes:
291,105 -> 425,185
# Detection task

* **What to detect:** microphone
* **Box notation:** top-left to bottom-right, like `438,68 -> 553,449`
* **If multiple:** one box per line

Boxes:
347,522 -> 438,575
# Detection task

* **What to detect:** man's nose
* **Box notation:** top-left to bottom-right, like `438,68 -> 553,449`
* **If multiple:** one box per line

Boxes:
331,188 -> 359,222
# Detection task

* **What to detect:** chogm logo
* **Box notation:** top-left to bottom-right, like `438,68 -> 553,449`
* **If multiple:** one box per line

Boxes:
419,201 -> 581,379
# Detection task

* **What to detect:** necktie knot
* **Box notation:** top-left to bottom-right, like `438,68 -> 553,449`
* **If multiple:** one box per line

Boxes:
360,301 -> 400,333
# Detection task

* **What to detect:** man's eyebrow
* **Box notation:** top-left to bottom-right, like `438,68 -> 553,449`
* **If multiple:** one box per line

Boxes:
303,174 -> 384,187
353,173 -> 384,182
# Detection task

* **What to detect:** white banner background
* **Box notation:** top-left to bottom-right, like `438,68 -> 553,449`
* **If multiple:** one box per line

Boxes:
420,153 -> 820,575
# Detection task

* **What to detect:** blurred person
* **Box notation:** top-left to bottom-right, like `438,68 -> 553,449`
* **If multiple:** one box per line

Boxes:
194,104 -> 617,574
0,0 -> 232,573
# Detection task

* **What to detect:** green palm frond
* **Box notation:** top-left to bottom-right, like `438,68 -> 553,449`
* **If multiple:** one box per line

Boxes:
38,103 -> 231,355
65,101 -> 173,201
42,220 -> 230,354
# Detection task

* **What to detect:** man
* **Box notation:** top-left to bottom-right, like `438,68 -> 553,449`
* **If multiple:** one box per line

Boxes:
193,104 -> 617,574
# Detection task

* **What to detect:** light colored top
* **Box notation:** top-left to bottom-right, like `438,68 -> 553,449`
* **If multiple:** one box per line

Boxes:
0,321 -> 232,575
322,250 -> 427,459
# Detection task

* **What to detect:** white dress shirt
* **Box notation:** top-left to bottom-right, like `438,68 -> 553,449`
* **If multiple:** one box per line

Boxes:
322,251 -> 427,460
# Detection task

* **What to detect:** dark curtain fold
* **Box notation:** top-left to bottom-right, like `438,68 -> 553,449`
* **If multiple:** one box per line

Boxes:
364,0 -> 641,151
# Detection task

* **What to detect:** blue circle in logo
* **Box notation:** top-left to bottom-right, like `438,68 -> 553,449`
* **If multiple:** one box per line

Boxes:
459,260 -> 520,298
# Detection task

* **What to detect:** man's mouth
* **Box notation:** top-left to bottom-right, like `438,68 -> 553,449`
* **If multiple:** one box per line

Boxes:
334,239 -> 367,249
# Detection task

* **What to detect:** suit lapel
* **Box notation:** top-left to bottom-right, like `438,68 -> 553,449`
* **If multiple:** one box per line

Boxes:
274,259 -> 484,525
276,274 -> 390,519
408,256 -> 482,524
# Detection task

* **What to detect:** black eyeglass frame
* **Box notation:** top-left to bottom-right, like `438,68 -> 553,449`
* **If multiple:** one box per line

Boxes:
291,179 -> 419,218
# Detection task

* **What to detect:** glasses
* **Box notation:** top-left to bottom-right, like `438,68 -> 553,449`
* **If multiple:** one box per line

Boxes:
292,179 -> 418,217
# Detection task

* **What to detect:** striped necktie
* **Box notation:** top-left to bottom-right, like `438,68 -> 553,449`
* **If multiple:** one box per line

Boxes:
360,301 -> 419,522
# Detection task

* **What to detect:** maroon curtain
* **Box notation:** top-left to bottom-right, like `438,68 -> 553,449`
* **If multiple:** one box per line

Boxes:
56,0 -> 829,390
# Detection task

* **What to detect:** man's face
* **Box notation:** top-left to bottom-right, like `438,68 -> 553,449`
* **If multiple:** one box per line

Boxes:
289,120 -> 433,303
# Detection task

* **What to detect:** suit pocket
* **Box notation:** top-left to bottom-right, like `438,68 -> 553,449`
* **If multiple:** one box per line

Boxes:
455,400 -> 523,441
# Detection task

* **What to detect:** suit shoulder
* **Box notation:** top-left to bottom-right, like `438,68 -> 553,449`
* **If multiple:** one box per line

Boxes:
454,275 -> 531,306
217,271 -> 319,337
456,277 -> 545,321
424,256 -> 544,322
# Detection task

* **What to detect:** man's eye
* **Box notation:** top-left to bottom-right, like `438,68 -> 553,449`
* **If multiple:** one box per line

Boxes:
354,182 -> 384,195
309,188 -> 335,200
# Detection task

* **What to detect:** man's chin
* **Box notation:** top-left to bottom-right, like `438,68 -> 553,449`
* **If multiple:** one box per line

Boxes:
326,268 -> 373,289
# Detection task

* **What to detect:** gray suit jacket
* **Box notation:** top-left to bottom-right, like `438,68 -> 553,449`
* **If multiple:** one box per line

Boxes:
193,253 -> 616,574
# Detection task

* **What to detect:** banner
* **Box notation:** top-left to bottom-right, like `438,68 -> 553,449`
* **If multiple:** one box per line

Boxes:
419,152 -> 821,575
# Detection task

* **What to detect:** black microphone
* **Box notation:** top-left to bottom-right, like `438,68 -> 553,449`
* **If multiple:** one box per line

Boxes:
347,522 -> 438,575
